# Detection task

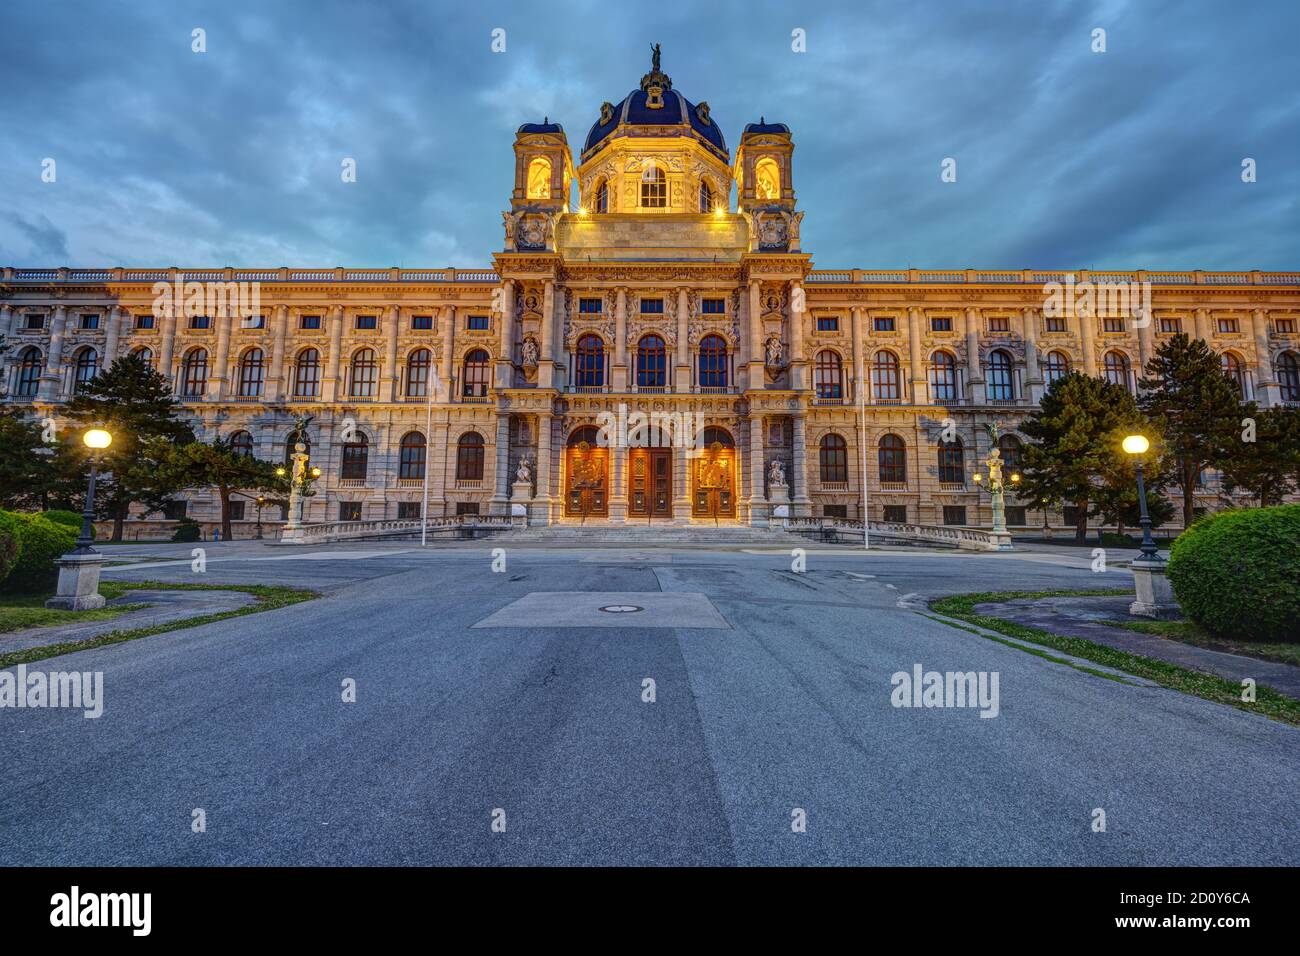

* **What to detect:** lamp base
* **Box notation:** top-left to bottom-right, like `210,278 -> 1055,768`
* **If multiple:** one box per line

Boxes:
45,553 -> 109,611
1129,556 -> 1180,619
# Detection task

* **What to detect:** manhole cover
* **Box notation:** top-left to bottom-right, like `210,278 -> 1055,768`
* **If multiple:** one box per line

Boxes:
599,605 -> 643,613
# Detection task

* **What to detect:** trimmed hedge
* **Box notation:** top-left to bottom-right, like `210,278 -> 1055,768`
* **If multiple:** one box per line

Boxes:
42,509 -> 86,532
1168,505 -> 1300,643
0,512 -> 22,588
0,513 -> 78,594
171,517 -> 202,543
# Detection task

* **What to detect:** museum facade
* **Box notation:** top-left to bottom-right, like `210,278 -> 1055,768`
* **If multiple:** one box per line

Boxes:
3,56 -> 1299,535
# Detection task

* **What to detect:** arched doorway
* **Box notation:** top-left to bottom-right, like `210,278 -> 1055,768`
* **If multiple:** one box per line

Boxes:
692,426 -> 736,519
564,425 -> 608,517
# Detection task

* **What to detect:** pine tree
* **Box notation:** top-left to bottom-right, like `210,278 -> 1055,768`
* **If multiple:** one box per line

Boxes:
0,410 -> 52,509
1137,333 -> 1243,528
1218,405 -> 1300,505
63,353 -> 195,539
164,437 -> 290,540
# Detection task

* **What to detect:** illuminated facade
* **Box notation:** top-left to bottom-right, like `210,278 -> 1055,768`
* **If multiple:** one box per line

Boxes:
3,55 -> 1299,535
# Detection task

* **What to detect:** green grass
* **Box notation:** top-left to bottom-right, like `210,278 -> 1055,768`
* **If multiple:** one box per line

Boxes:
1120,619 -> 1300,668
0,581 -> 148,634
0,581 -> 317,668
928,588 -> 1300,727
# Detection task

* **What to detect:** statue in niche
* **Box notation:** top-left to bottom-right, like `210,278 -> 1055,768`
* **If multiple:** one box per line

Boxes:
766,336 -> 784,367
768,458 -> 787,488
522,337 -> 539,367
516,457 -> 533,484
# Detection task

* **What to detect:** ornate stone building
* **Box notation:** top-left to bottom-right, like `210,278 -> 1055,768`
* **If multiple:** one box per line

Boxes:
3,55 -> 1299,536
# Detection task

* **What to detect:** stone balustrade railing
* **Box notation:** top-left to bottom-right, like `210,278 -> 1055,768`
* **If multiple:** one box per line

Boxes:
782,516 -> 1006,550
284,514 -> 514,544
2,267 -> 500,284
803,269 -> 1300,286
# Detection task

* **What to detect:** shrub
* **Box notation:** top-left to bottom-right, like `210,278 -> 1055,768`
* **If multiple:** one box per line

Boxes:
1,513 -> 77,594
1167,505 -> 1300,643
42,509 -> 86,532
171,517 -> 202,543
0,512 -> 23,587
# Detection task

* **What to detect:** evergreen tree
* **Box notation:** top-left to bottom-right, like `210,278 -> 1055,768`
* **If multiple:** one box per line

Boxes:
0,410 -> 52,509
164,437 -> 290,540
1137,333 -> 1244,528
63,353 -> 195,539
1218,405 -> 1300,506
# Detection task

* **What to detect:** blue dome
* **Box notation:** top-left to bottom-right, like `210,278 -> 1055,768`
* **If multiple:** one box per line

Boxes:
742,118 -> 789,136
518,118 -> 564,135
582,88 -> 727,159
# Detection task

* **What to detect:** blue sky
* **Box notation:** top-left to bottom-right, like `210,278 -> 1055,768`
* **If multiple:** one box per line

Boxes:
2,0 -> 1296,270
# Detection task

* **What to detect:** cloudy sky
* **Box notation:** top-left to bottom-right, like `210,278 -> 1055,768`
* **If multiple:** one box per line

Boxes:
1,0 -> 1296,271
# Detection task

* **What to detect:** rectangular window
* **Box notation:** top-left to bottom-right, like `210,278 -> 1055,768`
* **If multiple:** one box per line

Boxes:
455,502 -> 481,516
942,506 -> 967,527
1217,317 -> 1239,334
817,315 -> 840,332
873,316 -> 895,332
1004,506 -> 1027,526
190,315 -> 211,330
823,505 -> 848,519
355,314 -> 377,330
338,502 -> 363,521
466,314 -> 490,330
397,502 -> 422,520
1159,317 -> 1181,334
300,314 -> 322,330
163,501 -> 187,520
411,314 -> 433,330
930,316 -> 952,332
988,316 -> 1009,333
1044,315 -> 1067,332
1276,318 -> 1296,334
1103,316 -> 1125,332
640,299 -> 664,314
24,313 -> 45,330
883,505 -> 908,524
1062,506 -> 1082,528
228,500 -> 246,521
80,313 -> 99,330
242,315 -> 266,329
135,314 -> 155,330
701,298 -> 726,314
579,298 -> 603,314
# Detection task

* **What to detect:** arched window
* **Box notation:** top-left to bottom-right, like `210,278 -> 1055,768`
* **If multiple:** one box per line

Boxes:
987,349 -> 1014,401
872,350 -> 900,401
699,180 -> 714,213
131,346 -> 154,367
640,164 -> 666,208
1220,352 -> 1244,395
341,432 -> 369,480
637,335 -> 666,387
526,157 -> 551,200
594,179 -> 609,214
998,434 -> 1023,472
349,348 -> 378,398
938,437 -> 965,484
294,348 -> 320,398
399,431 -> 426,480
16,347 -> 42,397
575,334 -> 605,388
238,348 -> 264,397
755,157 -> 780,200
930,350 -> 957,402
698,334 -> 728,388
1279,352 -> 1300,402
73,347 -> 99,392
819,434 -> 848,484
406,348 -> 432,398
1044,350 -> 1070,386
462,348 -> 491,398
878,434 -> 907,483
701,425 -> 734,448
284,429 -> 310,465
1103,351 -> 1132,392
229,430 -> 254,457
181,348 -> 208,397
456,431 -> 485,480
815,350 -> 843,400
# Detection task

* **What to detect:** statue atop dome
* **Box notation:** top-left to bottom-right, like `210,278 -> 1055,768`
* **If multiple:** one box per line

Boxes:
651,42 -> 661,72
640,41 -> 672,92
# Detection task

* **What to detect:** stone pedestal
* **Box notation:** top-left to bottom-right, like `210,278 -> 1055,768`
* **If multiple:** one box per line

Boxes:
989,531 -> 1014,552
768,485 -> 790,507
45,553 -> 109,610
510,502 -> 528,529
511,481 -> 533,524
1130,556 -> 1180,619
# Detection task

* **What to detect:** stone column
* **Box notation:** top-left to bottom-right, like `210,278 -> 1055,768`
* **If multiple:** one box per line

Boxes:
381,304 -> 400,402
1021,307 -> 1042,401
613,287 -> 628,391
908,306 -> 925,405
0,305 -> 12,388
39,305 -> 68,400
1136,305 -> 1154,383
788,282 -> 806,391
747,414 -> 766,526
208,308 -> 232,401
490,413 -> 510,514
1252,308 -> 1278,406
851,306 -> 866,405
535,411 -> 554,524
538,280 -> 555,389
791,414 -> 811,515
440,304 -> 456,401
673,441 -> 691,522
1194,307 -> 1211,343
675,286 -> 690,392
157,308 -> 178,386
268,304 -> 288,401
747,279 -> 762,390
1077,299 -> 1098,377
102,306 -> 121,368
963,308 -> 984,404
324,305 -> 344,401
495,280 -> 513,389
610,444 -> 626,523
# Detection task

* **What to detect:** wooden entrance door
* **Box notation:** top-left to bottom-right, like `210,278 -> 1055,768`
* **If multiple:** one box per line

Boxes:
628,448 -> 673,518
565,440 -> 608,517
692,441 -> 736,518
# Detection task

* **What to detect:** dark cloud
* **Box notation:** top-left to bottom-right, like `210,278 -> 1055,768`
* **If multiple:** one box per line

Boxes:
0,0 -> 1295,269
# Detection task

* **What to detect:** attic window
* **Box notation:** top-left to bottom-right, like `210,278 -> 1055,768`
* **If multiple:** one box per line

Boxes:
640,165 -> 666,208
646,84 -> 664,109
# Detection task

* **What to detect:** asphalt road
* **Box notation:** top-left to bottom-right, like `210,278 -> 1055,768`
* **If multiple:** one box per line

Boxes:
2,541 -> 1296,865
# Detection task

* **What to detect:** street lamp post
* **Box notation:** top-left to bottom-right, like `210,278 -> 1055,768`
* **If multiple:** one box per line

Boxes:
46,427 -> 113,610
971,455 -> 1019,551
1122,434 -> 1160,560
255,495 -> 266,540
1122,433 -> 1177,618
